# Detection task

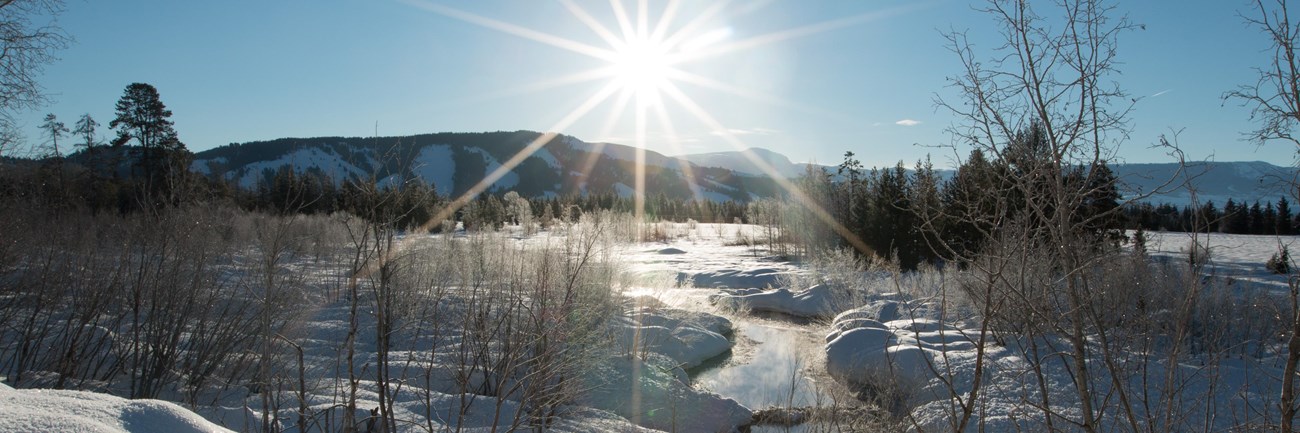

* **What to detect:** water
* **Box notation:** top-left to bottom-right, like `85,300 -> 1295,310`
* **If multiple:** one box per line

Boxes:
647,287 -> 862,431
691,321 -> 828,410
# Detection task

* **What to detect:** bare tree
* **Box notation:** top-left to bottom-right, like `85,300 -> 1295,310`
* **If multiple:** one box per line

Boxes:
0,0 -> 68,155
1229,2 -> 1300,430
925,0 -> 1159,430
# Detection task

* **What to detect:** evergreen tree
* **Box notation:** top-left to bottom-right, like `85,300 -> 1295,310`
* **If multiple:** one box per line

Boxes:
1079,160 -> 1123,244
1250,201 -> 1266,235
1224,199 -> 1251,234
1280,196 -> 1295,235
941,148 -> 999,260
110,83 -> 187,187
837,151 -> 866,241
909,157 -> 942,265
72,113 -> 99,152
107,82 -> 194,208
39,113 -> 67,158
1266,201 -> 1279,235
111,83 -> 180,151
1199,200 -> 1219,233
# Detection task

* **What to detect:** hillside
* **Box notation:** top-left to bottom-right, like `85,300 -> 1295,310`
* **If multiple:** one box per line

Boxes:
675,148 -> 1297,206
191,131 -> 783,202
194,131 -> 1295,205
673,147 -> 812,179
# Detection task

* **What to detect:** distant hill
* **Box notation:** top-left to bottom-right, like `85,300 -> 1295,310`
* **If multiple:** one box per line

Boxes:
191,131 -> 783,202
192,131 -> 1296,205
1111,160 -> 1297,206
672,148 -> 1297,206
673,147 -> 813,178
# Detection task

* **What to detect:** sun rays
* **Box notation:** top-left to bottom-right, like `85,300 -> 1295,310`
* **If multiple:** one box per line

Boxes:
352,0 -> 915,423
390,0 -> 911,257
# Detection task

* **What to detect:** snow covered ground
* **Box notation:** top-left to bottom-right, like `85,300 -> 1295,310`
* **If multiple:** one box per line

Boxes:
625,224 -> 1300,431
1141,229 -> 1300,292
7,221 -> 1300,432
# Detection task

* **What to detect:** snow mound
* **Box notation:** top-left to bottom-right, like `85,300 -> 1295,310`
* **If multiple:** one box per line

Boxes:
708,284 -> 845,318
580,353 -> 752,433
0,383 -> 234,433
656,247 -> 687,255
679,267 -> 783,289
824,301 -> 971,400
613,308 -> 733,369
824,322 -> 940,389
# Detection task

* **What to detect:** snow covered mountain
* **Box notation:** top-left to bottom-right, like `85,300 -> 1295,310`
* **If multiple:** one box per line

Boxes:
673,148 -> 1297,206
191,131 -> 785,202
193,132 -> 1295,205
673,147 -> 813,178
1110,160 -> 1296,206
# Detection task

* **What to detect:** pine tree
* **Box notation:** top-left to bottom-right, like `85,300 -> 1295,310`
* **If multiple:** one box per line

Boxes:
109,82 -> 189,203
1267,201 -> 1279,235
1080,160 -> 1123,244
1250,201 -> 1266,235
39,113 -> 67,158
1279,197 -> 1294,235
72,113 -> 99,152
111,84 -> 182,166
909,157 -> 942,265
941,148 -> 998,260
1200,201 -> 1219,233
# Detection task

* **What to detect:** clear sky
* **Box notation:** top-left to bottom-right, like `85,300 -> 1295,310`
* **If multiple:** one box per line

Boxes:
15,0 -> 1298,169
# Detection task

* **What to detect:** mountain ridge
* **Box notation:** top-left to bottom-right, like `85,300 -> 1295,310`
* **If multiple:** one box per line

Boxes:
192,131 -> 1296,205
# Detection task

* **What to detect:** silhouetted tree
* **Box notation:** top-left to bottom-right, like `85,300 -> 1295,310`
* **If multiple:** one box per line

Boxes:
72,113 -> 99,152
38,113 -> 66,158
1280,196 -> 1295,235
109,82 -> 190,204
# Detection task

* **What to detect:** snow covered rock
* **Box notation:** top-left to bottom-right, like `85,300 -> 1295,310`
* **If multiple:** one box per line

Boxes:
0,382 -> 234,433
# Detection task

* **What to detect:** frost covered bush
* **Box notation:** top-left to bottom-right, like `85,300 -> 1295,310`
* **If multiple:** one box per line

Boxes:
0,196 -> 652,432
0,204 -> 303,402
776,248 -> 870,312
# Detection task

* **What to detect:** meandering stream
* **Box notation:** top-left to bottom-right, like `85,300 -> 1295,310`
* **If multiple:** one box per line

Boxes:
637,283 -> 862,431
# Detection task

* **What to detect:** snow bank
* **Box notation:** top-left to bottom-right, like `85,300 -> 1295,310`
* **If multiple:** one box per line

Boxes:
709,284 -> 847,318
0,382 -> 234,433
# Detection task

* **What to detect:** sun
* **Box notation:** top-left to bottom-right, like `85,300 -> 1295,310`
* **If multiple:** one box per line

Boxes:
610,36 -> 672,103
406,0 -> 902,257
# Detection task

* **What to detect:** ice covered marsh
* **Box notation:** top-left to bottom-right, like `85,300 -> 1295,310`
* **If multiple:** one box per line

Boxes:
4,210 -> 1300,432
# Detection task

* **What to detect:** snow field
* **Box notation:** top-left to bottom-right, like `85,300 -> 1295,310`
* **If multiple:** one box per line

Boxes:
14,213 -> 1300,432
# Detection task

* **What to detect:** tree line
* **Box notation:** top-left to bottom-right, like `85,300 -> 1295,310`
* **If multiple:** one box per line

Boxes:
1124,197 -> 1297,235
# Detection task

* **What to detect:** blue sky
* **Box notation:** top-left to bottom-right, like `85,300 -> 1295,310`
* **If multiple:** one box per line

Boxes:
16,0 -> 1297,169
